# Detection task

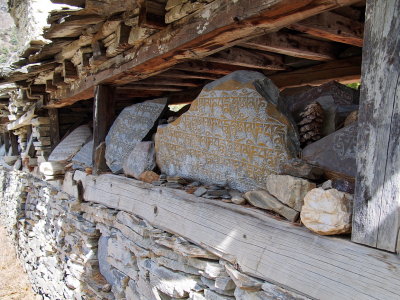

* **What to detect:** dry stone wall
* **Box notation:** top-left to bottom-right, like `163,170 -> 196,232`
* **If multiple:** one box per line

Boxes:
0,166 -> 307,300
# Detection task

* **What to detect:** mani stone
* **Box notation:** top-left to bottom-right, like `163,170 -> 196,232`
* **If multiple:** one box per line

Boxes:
155,71 -> 299,192
105,98 -> 167,173
123,141 -> 156,179
302,123 -> 357,181
243,190 -> 299,222
72,140 -> 93,169
266,174 -> 316,212
301,188 -> 353,235
49,125 -> 92,162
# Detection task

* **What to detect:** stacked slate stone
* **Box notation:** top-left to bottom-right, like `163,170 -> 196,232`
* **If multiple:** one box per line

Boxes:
0,166 -> 114,300
31,117 -> 52,161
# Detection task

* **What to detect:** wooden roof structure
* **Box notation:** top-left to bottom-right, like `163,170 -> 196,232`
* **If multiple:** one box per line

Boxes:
0,0 -> 365,108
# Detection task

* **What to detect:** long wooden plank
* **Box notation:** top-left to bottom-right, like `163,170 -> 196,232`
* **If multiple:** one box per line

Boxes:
269,56 -> 361,89
48,0 -> 361,107
202,47 -> 286,70
352,0 -> 400,253
79,173 -> 400,300
289,11 -> 364,47
240,31 -> 336,61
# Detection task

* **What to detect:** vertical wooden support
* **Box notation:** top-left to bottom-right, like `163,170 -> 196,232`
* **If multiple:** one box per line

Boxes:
352,0 -> 400,253
3,132 -> 10,154
48,108 -> 60,150
92,85 -> 115,174
9,132 -> 18,155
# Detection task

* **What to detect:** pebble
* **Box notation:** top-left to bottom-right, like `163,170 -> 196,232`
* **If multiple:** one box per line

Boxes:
166,182 -> 184,189
229,190 -> 246,205
194,186 -> 207,197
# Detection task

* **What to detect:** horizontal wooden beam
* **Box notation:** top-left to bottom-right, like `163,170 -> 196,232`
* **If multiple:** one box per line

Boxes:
117,85 -> 184,92
48,0 -> 361,107
289,11 -> 364,47
127,78 -> 202,87
157,70 -> 221,81
240,31 -> 336,61
202,47 -> 286,70
79,172 -> 400,300
174,61 -> 253,75
269,56 -> 361,89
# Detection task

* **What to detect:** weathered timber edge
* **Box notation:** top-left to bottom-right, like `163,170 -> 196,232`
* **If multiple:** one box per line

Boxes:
78,172 -> 400,300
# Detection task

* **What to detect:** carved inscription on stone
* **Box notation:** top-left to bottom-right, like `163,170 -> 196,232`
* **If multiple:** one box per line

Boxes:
105,98 -> 167,173
155,71 -> 298,192
49,125 -> 92,162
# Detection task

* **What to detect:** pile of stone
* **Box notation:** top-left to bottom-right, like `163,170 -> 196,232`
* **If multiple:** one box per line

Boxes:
31,117 -> 52,161
0,167 -> 113,300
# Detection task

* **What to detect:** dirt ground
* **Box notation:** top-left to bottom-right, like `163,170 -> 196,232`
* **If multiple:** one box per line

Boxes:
0,226 -> 39,300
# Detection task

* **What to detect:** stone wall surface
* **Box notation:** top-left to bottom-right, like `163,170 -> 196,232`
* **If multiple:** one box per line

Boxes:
0,166 -> 307,300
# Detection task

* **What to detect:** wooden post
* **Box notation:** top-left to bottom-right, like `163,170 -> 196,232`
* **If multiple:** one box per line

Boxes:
48,108 -> 60,150
3,132 -> 10,154
9,132 -> 18,155
352,0 -> 400,253
92,85 -> 115,174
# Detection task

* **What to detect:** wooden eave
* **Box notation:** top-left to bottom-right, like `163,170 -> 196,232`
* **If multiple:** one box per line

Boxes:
0,0 -> 365,108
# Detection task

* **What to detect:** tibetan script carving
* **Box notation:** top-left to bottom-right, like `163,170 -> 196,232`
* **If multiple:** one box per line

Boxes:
155,71 -> 298,191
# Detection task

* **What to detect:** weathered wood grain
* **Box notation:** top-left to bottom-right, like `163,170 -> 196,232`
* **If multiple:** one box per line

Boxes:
79,172 -> 400,300
202,47 -> 286,70
289,11 -> 364,47
352,0 -> 400,253
269,56 -> 361,89
92,85 -> 115,171
48,0 -> 361,107
240,31 -> 336,61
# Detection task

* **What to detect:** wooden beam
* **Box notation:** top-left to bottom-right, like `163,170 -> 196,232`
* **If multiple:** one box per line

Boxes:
116,85 -> 183,92
92,85 -> 115,174
174,61 -> 253,75
79,172 -> 400,300
202,47 -> 286,70
48,108 -> 60,150
240,31 -> 336,61
157,70 -> 220,81
48,0 -> 361,107
127,78 -> 202,87
289,11 -> 364,47
9,132 -> 18,156
352,0 -> 400,253
269,56 -> 361,89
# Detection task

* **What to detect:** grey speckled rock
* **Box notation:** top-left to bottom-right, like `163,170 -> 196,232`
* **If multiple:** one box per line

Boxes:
123,141 -> 156,179
302,123 -> 357,180
49,125 -> 92,162
72,140 -> 93,169
244,190 -> 299,221
155,71 -> 299,192
106,98 -> 167,173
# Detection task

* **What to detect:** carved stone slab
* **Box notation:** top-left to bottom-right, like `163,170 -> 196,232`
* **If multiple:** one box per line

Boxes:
72,140 -> 93,169
302,123 -> 357,180
48,125 -> 92,162
105,98 -> 167,173
155,71 -> 298,192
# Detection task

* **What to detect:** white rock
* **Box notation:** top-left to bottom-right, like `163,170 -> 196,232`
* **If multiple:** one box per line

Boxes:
266,175 -> 316,211
300,188 -> 353,235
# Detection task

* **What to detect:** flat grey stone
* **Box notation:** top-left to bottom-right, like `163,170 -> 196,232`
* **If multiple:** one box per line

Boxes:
244,190 -> 299,221
106,98 -> 167,173
123,141 -> 156,179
